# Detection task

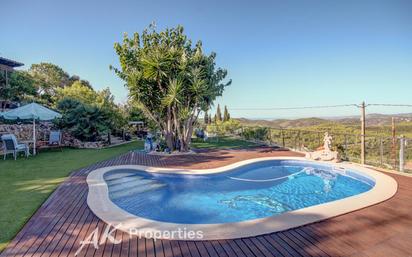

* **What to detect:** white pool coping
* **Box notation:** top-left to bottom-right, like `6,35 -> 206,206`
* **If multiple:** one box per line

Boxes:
86,157 -> 398,240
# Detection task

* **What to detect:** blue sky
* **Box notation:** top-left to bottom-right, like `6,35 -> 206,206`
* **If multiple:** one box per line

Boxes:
2,0 -> 411,119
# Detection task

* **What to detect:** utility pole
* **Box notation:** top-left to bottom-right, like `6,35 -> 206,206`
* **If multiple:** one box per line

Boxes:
360,101 -> 366,165
391,117 -> 396,169
399,135 -> 405,172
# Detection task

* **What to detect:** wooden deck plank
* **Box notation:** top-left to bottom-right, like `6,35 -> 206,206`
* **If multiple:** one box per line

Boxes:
220,240 -> 247,257
260,235 -> 293,257
282,230 -> 326,257
2,149 -> 412,257
216,241 -> 237,257
161,240 -> 174,257
246,238 -> 275,257
3,179 -> 85,257
154,239 -> 166,257
146,239 -> 156,257
209,241 -> 228,257
23,183 -> 88,257
267,233 -> 303,257
137,238 -> 146,257
47,195 -> 91,257
169,240 -> 183,257
193,242 -> 210,257
201,242 -> 219,257
232,240 -> 255,257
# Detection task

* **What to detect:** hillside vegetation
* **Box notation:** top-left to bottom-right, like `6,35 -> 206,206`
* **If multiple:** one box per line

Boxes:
236,113 -> 412,139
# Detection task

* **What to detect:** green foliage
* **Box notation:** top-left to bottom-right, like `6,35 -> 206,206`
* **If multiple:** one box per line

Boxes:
0,71 -> 37,103
55,80 -> 97,105
191,136 -> 258,149
112,24 -> 231,151
56,98 -> 110,141
68,75 -> 93,89
216,104 -> 222,122
204,112 -> 209,124
223,105 -> 230,122
206,119 -> 241,137
56,82 -> 127,134
28,63 -> 71,105
241,126 -> 271,141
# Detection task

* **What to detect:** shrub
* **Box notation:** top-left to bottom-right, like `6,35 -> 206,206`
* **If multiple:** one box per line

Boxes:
56,98 -> 109,141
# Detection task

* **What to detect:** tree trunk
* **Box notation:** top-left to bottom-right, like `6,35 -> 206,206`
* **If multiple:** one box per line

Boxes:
165,106 -> 175,150
164,130 -> 174,151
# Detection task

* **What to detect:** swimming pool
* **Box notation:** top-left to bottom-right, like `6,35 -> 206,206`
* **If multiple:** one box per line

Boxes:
87,157 -> 397,240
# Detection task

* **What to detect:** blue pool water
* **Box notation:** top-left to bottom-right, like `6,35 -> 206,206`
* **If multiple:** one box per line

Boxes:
104,160 -> 374,224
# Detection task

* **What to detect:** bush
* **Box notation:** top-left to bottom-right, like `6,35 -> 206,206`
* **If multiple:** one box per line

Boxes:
206,119 -> 241,137
56,98 -> 110,141
241,127 -> 271,141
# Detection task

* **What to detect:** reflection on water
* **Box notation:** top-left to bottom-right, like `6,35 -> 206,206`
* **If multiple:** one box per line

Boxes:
305,168 -> 338,193
219,194 -> 291,214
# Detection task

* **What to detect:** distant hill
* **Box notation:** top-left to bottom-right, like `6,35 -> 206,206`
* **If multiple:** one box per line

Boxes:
236,113 -> 412,128
334,113 -> 412,126
236,117 -> 330,128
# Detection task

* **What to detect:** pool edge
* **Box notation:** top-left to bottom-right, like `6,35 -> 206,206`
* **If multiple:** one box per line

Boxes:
86,157 -> 398,240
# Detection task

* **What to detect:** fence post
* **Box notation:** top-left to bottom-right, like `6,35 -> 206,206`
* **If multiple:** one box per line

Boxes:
391,118 -> 397,169
380,138 -> 383,166
360,101 -> 366,165
344,135 -> 348,160
399,135 -> 405,172
269,128 -> 273,145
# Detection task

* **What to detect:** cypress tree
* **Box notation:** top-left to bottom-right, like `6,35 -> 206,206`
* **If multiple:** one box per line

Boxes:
216,104 -> 222,122
223,105 -> 230,122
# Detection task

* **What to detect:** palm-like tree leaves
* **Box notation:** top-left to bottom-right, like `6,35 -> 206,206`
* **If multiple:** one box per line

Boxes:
113,25 -> 230,151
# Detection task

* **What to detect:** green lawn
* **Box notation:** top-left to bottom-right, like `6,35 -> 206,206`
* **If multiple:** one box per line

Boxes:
0,141 -> 143,252
191,136 -> 259,149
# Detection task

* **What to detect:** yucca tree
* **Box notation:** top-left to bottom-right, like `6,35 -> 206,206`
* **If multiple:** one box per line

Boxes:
112,25 -> 231,151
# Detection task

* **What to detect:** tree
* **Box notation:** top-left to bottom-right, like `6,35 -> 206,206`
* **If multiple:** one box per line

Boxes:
223,105 -> 230,122
112,25 -> 231,151
55,80 -> 97,105
68,75 -> 93,89
29,63 -> 70,105
56,98 -> 110,142
56,82 -> 125,140
216,104 -> 222,122
204,112 -> 209,124
0,71 -> 37,109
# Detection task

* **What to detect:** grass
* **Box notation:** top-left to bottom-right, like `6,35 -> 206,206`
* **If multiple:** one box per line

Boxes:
0,140 -> 143,252
191,136 -> 259,149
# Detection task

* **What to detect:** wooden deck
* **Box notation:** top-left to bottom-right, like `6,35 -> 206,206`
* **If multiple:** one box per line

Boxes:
1,147 -> 412,257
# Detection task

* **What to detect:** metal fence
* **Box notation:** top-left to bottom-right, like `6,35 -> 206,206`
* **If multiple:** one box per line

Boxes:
205,125 -> 412,173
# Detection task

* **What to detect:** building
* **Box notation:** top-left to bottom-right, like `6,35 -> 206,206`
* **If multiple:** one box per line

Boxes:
0,56 -> 24,110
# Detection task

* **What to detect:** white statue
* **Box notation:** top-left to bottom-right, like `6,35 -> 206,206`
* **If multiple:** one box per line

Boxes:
323,132 -> 332,151
305,132 -> 340,162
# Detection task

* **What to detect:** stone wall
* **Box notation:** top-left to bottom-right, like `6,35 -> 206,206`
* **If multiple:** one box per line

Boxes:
0,122 -> 107,149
